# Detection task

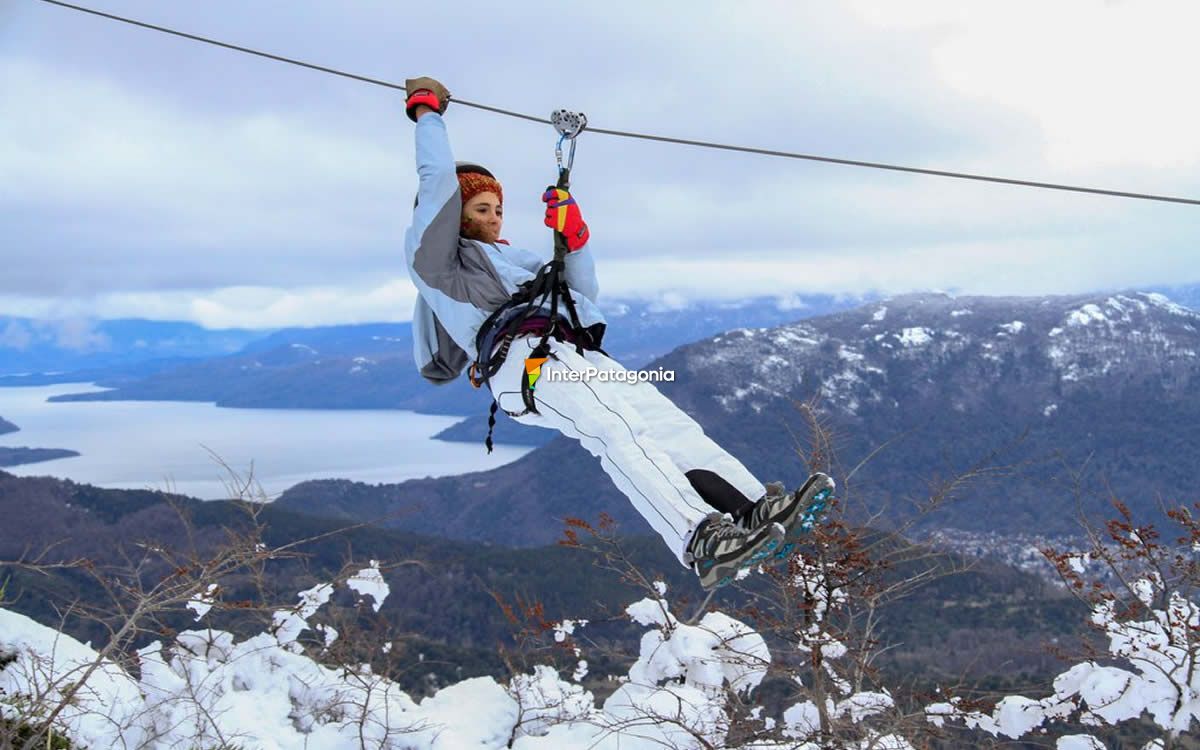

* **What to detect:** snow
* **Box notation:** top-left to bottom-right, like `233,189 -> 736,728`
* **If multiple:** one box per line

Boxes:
8,538 -> 1197,748
0,608 -> 145,749
625,596 -> 675,627
1066,553 -> 1089,573
317,623 -> 339,648
835,691 -> 893,722
872,305 -> 888,321
553,618 -> 588,642
993,695 -> 1050,737
999,321 -> 1026,335
1,581 -> 795,750
1066,304 -> 1107,327
771,326 -> 822,349
898,327 -> 933,346
930,571 -> 1200,740
1044,403 -> 1059,417
1144,292 -> 1196,318
783,700 -> 821,737
346,561 -> 389,612
272,582 -> 334,646
187,583 -> 219,620
838,346 -> 865,363
421,676 -> 519,747
950,308 -> 973,317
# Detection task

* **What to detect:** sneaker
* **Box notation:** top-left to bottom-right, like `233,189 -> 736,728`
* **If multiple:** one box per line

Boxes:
736,473 -> 835,536
686,512 -> 785,590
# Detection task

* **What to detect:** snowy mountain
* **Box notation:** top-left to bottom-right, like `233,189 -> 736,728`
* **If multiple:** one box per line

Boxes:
278,291 -> 1200,540
40,295 -> 866,437
1150,280 -> 1200,312
659,291 -> 1200,531
673,291 -> 1199,418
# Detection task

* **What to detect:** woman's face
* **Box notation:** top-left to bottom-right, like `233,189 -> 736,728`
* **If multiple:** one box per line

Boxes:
461,191 -> 503,244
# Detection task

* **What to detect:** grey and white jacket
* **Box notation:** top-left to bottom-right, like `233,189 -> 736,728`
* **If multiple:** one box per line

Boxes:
405,113 -> 607,384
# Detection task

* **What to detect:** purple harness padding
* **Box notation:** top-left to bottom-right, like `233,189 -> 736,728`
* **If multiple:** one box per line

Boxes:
506,315 -> 577,348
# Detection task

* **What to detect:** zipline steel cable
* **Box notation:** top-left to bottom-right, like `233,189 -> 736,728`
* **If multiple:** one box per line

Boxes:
37,0 -> 1200,208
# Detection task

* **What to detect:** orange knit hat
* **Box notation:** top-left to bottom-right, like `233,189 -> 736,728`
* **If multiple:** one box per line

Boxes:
457,167 -> 503,206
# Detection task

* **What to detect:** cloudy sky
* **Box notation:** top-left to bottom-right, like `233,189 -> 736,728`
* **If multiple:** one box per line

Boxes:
3,0 -> 1199,328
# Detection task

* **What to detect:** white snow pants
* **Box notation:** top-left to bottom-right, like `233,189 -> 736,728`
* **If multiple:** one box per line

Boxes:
489,335 -> 766,566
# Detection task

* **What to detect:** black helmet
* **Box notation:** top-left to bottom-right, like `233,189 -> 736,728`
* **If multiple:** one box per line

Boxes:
455,161 -> 494,179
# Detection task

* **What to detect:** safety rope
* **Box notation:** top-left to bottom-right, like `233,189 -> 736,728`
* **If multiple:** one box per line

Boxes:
35,0 -> 1200,207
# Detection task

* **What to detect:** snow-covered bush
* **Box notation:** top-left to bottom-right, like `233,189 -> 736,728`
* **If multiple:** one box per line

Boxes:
0,573 -> 774,749
928,500 -> 1200,747
8,480 -> 1196,748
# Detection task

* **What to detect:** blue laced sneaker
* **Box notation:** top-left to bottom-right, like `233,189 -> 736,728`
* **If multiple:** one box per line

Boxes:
686,512 -> 785,590
735,473 -> 836,563
729,472 -> 835,532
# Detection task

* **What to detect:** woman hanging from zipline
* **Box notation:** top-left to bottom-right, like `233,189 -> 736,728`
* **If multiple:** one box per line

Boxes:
402,76 -> 831,589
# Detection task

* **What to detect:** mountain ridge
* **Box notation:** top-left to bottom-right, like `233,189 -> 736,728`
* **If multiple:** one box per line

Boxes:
276,289 -> 1200,540
37,295 -> 867,425
0,469 -> 1080,686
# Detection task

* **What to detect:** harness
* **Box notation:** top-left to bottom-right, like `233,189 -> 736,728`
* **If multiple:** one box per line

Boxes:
467,110 -> 605,453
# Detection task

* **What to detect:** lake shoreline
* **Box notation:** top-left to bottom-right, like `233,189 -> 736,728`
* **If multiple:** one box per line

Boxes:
0,382 -> 532,499
0,446 -> 82,467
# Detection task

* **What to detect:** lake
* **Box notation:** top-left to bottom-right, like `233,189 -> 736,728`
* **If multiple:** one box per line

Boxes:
0,383 -> 531,500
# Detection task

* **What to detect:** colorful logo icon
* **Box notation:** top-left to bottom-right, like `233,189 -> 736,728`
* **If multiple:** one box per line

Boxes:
524,357 -> 548,390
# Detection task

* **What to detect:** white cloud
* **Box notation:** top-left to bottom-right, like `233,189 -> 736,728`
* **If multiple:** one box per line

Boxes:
0,321 -> 34,350
41,317 -> 112,352
0,280 -> 417,329
0,58 -> 408,295
3,1 -> 1199,327
183,281 -> 419,328
848,0 -> 1200,170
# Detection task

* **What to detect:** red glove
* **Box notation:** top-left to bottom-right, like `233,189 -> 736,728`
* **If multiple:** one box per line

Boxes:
404,77 -> 450,122
405,90 -> 442,122
542,187 -> 590,251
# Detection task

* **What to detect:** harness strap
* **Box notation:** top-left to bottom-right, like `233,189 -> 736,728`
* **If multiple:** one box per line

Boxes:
485,400 -> 500,453
482,332 -> 560,453
480,123 -> 590,452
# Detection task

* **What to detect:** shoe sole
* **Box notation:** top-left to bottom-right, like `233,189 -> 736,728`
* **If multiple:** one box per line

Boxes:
695,521 -> 785,590
753,473 -> 829,529
764,473 -> 835,564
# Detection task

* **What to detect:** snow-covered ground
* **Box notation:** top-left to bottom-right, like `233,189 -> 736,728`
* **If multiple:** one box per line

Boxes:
3,560 -> 1190,749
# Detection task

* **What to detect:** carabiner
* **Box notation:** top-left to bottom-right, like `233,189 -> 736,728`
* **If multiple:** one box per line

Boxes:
551,109 -> 586,175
